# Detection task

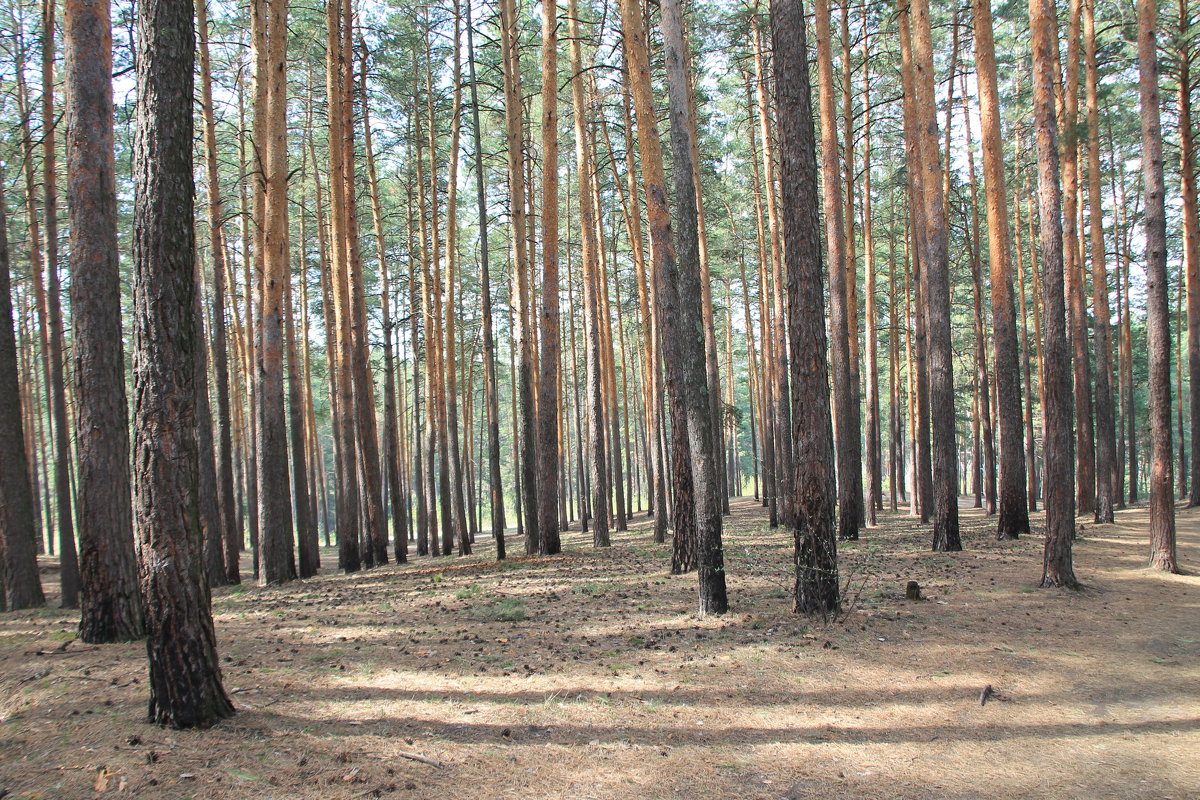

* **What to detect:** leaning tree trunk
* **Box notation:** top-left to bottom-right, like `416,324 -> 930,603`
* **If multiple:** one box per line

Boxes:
65,0 -> 142,637
131,0 -> 234,726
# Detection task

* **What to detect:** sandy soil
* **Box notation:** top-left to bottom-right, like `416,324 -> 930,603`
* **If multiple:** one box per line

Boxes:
1,497 -> 1197,800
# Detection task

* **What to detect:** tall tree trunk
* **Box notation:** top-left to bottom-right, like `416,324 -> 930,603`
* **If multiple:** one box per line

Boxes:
359,46 -> 406,563
256,0 -> 296,586
841,4 -> 865,529
443,4 -> 471,557
571,0 -> 610,549
682,24 -> 727,518
195,267 -> 226,586
466,2 -> 506,556
1013,176 -> 1039,512
815,0 -> 858,541
1061,0 -> 1096,518
131,0 -> 234,725
343,0 -> 387,568
862,56 -> 882,526
326,0 -> 360,572
285,247 -> 317,577
888,196 -> 903,512
905,0 -> 960,549
771,0 -> 839,616
538,0 -> 563,555
499,0 -> 539,554
661,0 -> 727,614
65,0 -> 141,636
0,169 -> 45,611
1178,0 -> 1200,510
1030,0 -> 1079,587
1138,0 -> 1179,572
960,80 -> 996,516
197,0 -> 240,583
15,31 -> 77,607
752,17 -> 791,525
974,0 -> 1030,537
897,6 -> 932,524
42,0 -> 80,605
1084,0 -> 1116,522
746,72 -> 777,525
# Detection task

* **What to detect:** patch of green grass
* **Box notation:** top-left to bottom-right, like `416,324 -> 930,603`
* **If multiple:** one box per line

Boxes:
469,598 -> 527,622
455,584 -> 483,600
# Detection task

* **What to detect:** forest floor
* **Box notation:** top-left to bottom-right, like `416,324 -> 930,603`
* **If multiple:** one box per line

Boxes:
1,497 -> 1198,800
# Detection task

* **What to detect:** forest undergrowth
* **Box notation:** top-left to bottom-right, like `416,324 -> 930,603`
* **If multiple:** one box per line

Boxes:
1,498 -> 1197,800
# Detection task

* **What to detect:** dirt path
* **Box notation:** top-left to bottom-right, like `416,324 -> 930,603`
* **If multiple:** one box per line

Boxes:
2,498 -> 1198,799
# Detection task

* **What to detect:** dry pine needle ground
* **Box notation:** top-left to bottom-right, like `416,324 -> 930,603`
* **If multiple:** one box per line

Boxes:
1,498 -> 1198,799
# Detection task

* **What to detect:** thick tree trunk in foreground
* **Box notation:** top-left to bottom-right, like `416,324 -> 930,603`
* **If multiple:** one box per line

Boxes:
1138,0 -> 1179,572
1029,0 -> 1079,588
65,0 -> 142,637
131,0 -> 234,726
771,0 -> 839,615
